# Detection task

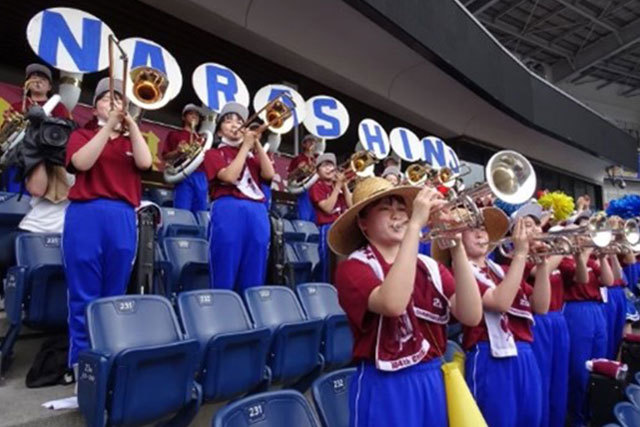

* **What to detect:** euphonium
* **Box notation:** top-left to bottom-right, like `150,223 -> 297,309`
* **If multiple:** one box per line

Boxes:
421,150 -> 536,246
164,118 -> 213,184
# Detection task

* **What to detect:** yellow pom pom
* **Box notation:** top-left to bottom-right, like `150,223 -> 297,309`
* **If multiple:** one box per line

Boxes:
538,191 -> 575,221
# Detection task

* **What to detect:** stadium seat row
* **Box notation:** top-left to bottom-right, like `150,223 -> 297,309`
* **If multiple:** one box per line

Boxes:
77,288 -> 353,426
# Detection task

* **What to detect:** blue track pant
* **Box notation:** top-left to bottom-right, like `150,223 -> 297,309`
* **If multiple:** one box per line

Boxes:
63,199 -> 136,366
531,311 -> 570,427
173,171 -> 208,215
208,196 -> 270,292
350,359 -> 447,427
466,341 -> 542,427
563,301 -> 608,426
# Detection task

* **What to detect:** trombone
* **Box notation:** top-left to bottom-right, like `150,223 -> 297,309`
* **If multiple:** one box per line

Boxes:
338,150 -> 378,185
241,92 -> 295,132
108,35 -> 128,115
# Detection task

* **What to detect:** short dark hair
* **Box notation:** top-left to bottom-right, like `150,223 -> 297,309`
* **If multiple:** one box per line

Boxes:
359,195 -> 406,219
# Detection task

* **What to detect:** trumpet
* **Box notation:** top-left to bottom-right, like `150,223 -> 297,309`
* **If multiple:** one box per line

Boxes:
241,92 -> 295,132
422,150 -> 536,247
498,234 -> 574,263
405,162 -> 471,187
611,218 -> 640,246
546,213 -> 614,249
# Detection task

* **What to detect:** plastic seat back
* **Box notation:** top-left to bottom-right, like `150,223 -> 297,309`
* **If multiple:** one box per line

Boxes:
296,283 -> 344,319
271,202 -> 298,220
0,192 -> 31,230
615,402 -> 640,427
293,242 -> 321,280
292,220 -> 320,243
197,210 -> 210,235
296,283 -> 353,368
244,286 -> 306,330
15,233 -> 66,327
312,368 -> 356,427
283,218 -> 305,242
16,233 -> 63,267
626,384 -> 640,409
160,208 -> 202,238
144,187 -> 174,207
213,390 -> 319,427
87,295 -> 183,355
163,237 -> 210,294
178,290 -> 271,401
284,242 -> 311,285
178,290 -> 253,348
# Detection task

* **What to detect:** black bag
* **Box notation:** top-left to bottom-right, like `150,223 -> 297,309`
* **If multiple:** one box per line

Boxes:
267,213 -> 295,288
128,205 -> 160,295
587,373 -> 626,426
620,338 -> 640,380
26,334 -> 74,388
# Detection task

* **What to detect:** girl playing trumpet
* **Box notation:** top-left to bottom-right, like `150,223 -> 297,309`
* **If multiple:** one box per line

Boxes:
433,207 -> 551,427
330,177 -> 483,427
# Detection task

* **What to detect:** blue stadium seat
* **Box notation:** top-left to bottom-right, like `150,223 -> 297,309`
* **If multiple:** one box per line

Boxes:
159,208 -> 203,239
292,220 -> 320,243
244,286 -> 324,386
196,210 -> 210,236
293,242 -> 321,281
1,233 -> 66,373
311,368 -> 356,427
0,192 -> 31,235
177,290 -> 271,402
78,295 -> 201,427
285,243 -> 312,285
162,237 -> 210,296
283,218 -> 305,242
296,283 -> 353,368
213,390 -> 319,427
635,371 -> 640,385
144,187 -> 174,207
615,402 -> 640,427
271,202 -> 298,220
626,384 -> 640,409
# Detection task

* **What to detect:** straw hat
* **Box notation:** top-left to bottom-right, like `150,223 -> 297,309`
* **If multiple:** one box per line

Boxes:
431,207 -> 509,266
328,177 -> 421,256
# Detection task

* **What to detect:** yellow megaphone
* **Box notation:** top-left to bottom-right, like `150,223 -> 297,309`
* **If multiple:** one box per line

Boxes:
442,362 -> 488,427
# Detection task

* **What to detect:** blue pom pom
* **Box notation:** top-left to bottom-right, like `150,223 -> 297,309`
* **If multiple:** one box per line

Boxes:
606,195 -> 640,219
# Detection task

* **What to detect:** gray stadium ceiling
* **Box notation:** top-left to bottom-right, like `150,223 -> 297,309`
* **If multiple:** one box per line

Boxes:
464,0 -> 640,97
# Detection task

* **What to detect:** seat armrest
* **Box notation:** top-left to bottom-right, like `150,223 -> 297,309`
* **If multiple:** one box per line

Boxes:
78,349 -> 112,427
3,266 -> 27,324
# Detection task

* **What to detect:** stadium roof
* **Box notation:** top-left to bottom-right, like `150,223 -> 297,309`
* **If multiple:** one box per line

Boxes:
465,0 -> 640,96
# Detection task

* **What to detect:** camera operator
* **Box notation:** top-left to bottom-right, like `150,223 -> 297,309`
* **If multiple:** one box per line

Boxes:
0,65 -> 75,288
